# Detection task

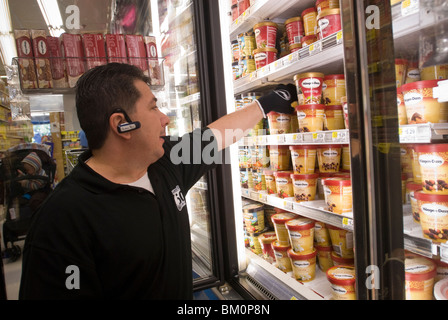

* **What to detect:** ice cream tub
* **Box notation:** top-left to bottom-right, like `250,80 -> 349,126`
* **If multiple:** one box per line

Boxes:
301,35 -> 317,48
289,145 -> 317,174
322,74 -> 346,106
291,173 -> 318,202
421,64 -> 448,81
401,80 -> 448,124
314,221 -> 331,246
250,145 -> 270,169
295,72 -> 324,105
316,0 -> 340,13
323,178 -> 352,214
316,245 -> 333,272
405,253 -> 437,300
296,104 -> 325,132
243,203 -> 265,233
288,247 -> 317,282
239,146 -> 251,168
317,9 -> 341,39
238,31 -> 256,58
397,87 -> 408,125
317,144 -> 342,173
415,143 -> 448,194
254,21 -> 278,49
323,105 -> 345,131
252,169 -> 266,192
327,224 -> 354,258
342,145 -> 351,171
330,250 -> 355,266
405,61 -> 421,84
434,278 -> 448,300
271,212 -> 296,245
240,56 -> 256,77
301,7 -> 317,36
240,168 -> 249,188
274,171 -> 294,199
286,217 -> 315,253
410,144 -> 422,183
317,172 -> 334,200
435,257 -> 448,282
269,145 -> 291,171
406,182 -> 422,223
395,58 -> 408,87
326,266 -> 356,300
285,17 -> 304,46
263,169 -> 277,195
414,191 -> 448,243
259,231 -> 277,263
267,111 -> 292,134
272,241 -> 292,272
290,43 -> 302,53
253,47 -> 277,69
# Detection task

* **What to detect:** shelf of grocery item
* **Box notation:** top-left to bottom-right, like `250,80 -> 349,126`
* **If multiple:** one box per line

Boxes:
239,130 -> 350,146
403,205 -> 448,263
233,33 -> 344,95
244,249 -> 330,300
399,123 -> 448,144
241,188 -> 354,231
229,0 -> 316,40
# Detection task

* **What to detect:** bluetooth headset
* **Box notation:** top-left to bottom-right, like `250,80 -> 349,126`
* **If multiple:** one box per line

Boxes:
111,108 -> 141,133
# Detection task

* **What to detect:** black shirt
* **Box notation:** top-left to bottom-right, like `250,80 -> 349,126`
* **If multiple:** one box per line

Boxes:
19,128 -> 218,299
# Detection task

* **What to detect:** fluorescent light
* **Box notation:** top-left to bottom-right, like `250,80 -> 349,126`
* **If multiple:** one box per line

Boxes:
0,0 -> 17,65
37,0 -> 65,37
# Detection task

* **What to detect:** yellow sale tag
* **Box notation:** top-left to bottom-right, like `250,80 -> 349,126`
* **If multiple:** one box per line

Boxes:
312,133 -> 318,139
332,131 -> 338,139
337,31 -> 343,40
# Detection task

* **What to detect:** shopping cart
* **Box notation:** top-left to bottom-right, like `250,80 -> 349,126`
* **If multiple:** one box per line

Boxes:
65,148 -> 87,174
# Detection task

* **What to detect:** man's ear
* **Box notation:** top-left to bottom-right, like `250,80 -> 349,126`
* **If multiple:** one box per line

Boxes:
109,113 -> 132,138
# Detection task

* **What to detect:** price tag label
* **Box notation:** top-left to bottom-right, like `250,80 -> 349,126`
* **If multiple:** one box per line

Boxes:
283,200 -> 293,211
336,31 -> 343,44
342,217 -> 354,228
309,41 -> 321,56
401,0 -> 419,16
249,71 -> 257,81
259,193 -> 267,202
277,135 -> 285,143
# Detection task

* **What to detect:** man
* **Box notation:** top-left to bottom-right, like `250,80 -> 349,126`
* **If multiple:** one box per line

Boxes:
19,63 -> 296,299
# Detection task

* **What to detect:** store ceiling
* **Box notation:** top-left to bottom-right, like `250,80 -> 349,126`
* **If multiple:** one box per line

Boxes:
1,0 -> 113,76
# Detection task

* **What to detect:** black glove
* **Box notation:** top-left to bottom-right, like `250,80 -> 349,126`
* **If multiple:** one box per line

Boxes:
256,84 -> 298,115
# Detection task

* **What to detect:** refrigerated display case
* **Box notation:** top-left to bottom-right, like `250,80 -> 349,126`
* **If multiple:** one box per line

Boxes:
150,0 -> 232,291
216,0 -> 448,300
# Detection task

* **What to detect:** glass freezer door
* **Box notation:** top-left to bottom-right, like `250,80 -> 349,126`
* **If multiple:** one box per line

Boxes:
151,0 -> 220,288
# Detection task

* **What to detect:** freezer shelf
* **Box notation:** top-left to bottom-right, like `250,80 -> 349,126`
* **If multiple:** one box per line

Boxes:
239,130 -> 350,146
243,249 -> 330,300
241,188 -> 354,231
399,123 -> 448,143
233,32 -> 344,95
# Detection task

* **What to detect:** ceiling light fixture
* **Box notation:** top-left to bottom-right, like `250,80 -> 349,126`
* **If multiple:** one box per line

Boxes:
37,0 -> 65,37
0,0 -> 17,66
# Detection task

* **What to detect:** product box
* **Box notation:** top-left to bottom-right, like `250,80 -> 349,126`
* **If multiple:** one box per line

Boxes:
82,33 -> 107,70
105,34 -> 128,64
30,29 -> 53,89
60,33 -> 85,88
144,36 -> 163,86
14,29 -> 38,89
125,34 -> 148,73
47,36 -> 69,88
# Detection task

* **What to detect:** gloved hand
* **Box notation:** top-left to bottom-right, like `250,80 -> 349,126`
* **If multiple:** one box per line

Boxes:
256,84 -> 298,116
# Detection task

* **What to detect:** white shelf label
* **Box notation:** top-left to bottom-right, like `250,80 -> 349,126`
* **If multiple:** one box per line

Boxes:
401,0 -> 419,16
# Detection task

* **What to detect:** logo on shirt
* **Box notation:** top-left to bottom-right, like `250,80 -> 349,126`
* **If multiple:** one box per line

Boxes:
171,185 -> 186,211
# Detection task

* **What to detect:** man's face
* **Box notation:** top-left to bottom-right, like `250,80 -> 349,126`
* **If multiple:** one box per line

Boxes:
130,80 -> 170,164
